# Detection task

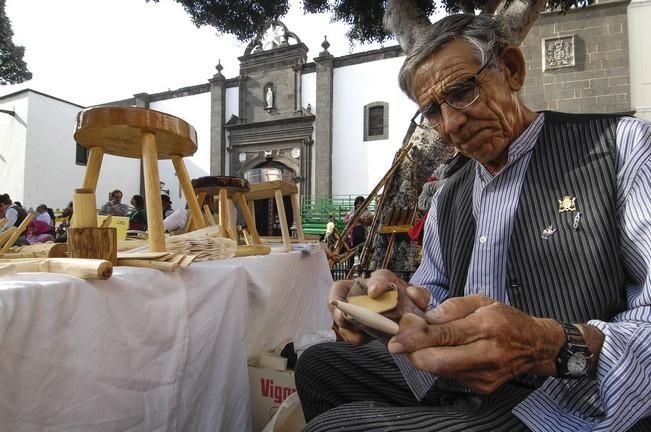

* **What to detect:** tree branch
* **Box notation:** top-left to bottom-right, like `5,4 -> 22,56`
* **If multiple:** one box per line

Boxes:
383,0 -> 432,53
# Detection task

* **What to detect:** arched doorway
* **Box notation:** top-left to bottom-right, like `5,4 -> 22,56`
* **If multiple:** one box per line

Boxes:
245,161 -> 296,237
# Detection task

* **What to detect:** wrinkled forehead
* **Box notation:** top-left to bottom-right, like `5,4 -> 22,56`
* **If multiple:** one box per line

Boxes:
409,39 -> 482,106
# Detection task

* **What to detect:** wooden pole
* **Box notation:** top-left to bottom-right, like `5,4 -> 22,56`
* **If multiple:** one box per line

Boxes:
72,188 -> 97,228
82,147 -> 104,190
0,213 -> 34,254
290,193 -> 305,242
172,156 -> 206,229
141,131 -> 166,252
274,189 -> 291,252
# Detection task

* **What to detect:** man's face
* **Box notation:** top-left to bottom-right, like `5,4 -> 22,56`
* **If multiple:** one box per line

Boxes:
410,39 -> 523,168
112,193 -> 123,204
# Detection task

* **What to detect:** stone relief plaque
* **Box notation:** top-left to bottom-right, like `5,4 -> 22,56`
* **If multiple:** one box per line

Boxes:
291,147 -> 301,159
542,35 -> 575,71
239,152 -> 247,163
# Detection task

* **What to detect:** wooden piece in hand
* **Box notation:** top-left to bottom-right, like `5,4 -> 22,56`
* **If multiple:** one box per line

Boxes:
347,289 -> 399,314
332,300 -> 399,336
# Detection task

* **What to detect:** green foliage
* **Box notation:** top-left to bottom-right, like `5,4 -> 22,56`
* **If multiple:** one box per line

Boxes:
147,0 -> 591,44
0,0 -> 32,85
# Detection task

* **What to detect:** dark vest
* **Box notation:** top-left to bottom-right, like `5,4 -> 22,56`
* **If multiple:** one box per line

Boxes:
437,112 -> 627,323
10,204 -> 28,228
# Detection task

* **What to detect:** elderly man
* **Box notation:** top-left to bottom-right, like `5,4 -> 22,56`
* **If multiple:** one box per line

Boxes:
99,189 -> 130,217
295,14 -> 651,431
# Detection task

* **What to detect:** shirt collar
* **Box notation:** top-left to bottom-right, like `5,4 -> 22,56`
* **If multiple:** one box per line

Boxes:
475,112 -> 545,179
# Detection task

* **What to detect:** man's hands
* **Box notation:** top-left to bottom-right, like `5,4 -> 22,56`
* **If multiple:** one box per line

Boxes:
387,295 -> 566,394
329,269 -> 430,345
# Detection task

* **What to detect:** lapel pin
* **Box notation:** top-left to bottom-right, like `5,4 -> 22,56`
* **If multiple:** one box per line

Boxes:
541,225 -> 557,240
558,196 -> 577,213
573,212 -> 582,230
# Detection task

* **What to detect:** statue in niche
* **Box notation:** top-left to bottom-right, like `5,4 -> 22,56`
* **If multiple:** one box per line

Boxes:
265,86 -> 274,109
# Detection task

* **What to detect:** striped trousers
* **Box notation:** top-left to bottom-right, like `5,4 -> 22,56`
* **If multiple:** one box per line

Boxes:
295,341 -> 533,432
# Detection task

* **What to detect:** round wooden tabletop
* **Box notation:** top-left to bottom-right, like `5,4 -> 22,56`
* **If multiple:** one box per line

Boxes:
74,106 -> 198,159
191,176 -> 251,195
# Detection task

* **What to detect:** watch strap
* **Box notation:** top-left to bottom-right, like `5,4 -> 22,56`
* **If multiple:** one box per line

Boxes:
557,322 -> 593,378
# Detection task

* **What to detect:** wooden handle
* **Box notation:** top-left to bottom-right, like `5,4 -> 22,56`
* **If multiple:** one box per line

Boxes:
0,227 -> 18,249
9,257 -> 112,280
99,215 -> 113,228
72,188 -> 98,228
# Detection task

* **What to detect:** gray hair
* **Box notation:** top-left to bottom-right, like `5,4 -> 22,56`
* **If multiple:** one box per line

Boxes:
398,14 -> 511,102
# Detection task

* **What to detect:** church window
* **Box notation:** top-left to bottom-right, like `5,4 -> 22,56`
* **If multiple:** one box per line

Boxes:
364,102 -> 389,141
75,143 -> 88,166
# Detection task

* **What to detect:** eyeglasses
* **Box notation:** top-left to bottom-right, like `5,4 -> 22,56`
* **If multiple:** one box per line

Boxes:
411,54 -> 494,131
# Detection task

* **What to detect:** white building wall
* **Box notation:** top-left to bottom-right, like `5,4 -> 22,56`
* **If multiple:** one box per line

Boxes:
302,72 -> 317,196
151,92 -> 211,209
302,72 -> 316,114
331,56 -> 417,197
628,0 -> 651,121
224,86 -> 240,176
0,93 -> 28,205
24,92 -> 140,211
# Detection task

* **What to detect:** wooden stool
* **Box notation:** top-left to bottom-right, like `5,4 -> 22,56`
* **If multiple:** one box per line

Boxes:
74,106 -> 206,252
191,176 -> 262,244
245,180 -> 304,252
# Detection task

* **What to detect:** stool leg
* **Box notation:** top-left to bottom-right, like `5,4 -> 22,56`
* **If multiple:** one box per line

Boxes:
172,156 -> 206,230
247,200 -> 256,227
274,189 -> 291,252
235,193 -> 261,245
82,146 -> 104,190
219,188 -> 236,241
141,131 -> 166,252
290,193 -> 305,242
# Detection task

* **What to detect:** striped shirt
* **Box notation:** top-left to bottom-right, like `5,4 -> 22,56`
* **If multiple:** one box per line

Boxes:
409,112 -> 651,431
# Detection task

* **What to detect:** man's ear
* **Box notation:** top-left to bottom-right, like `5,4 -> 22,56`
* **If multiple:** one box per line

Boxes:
499,45 -> 526,91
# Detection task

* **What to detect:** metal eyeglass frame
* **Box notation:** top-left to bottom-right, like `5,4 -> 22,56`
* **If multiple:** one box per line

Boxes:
411,53 -> 496,131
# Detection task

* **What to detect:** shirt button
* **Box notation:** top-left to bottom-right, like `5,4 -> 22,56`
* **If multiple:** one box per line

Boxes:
479,235 -> 487,244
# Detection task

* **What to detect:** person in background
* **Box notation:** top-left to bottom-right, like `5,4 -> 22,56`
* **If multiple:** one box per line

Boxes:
163,205 -> 189,233
343,196 -> 373,248
35,204 -> 53,226
25,219 -> 54,244
161,194 -> 174,219
0,193 -> 28,233
128,195 -> 147,231
99,189 -> 130,216
323,214 -> 336,248
54,202 -> 73,243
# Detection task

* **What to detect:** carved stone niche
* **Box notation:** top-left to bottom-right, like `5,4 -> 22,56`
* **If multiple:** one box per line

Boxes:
542,35 -> 576,72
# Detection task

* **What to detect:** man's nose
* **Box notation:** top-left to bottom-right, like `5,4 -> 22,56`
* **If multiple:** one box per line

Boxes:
438,104 -> 467,135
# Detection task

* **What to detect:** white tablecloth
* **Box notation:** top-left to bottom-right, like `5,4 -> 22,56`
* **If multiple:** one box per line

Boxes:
0,248 -> 333,432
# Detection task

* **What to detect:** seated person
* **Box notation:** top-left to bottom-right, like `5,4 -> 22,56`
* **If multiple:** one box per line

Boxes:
343,196 -> 372,247
295,14 -> 651,431
25,219 -> 54,244
0,193 -> 28,232
161,194 -> 175,219
99,189 -> 130,217
128,195 -> 147,231
163,206 -> 188,233
35,204 -> 53,226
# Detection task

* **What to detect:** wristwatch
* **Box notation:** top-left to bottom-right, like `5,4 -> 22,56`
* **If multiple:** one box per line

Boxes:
556,322 -> 594,378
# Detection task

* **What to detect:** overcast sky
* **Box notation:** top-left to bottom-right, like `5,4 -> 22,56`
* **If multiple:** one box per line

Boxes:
1,0 -> 393,106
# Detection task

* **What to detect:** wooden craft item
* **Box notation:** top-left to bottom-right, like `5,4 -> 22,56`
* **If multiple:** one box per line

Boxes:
99,215 -> 113,228
347,289 -> 399,314
117,251 -> 171,260
0,227 -> 18,249
0,257 -> 112,280
117,258 -> 179,272
72,188 -> 98,228
235,244 -> 271,257
5,243 -> 67,258
0,263 -> 16,278
332,300 -> 399,336
68,227 -> 118,265
0,218 -> 6,227
0,213 -> 34,254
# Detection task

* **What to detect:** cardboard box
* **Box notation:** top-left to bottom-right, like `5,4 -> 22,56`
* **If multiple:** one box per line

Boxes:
97,215 -> 129,241
248,366 -> 297,432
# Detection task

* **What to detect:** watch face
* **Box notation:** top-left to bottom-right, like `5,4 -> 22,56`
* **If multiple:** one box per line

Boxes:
567,353 -> 588,375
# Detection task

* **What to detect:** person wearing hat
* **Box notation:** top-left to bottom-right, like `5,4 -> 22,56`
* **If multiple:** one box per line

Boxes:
161,194 -> 174,219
